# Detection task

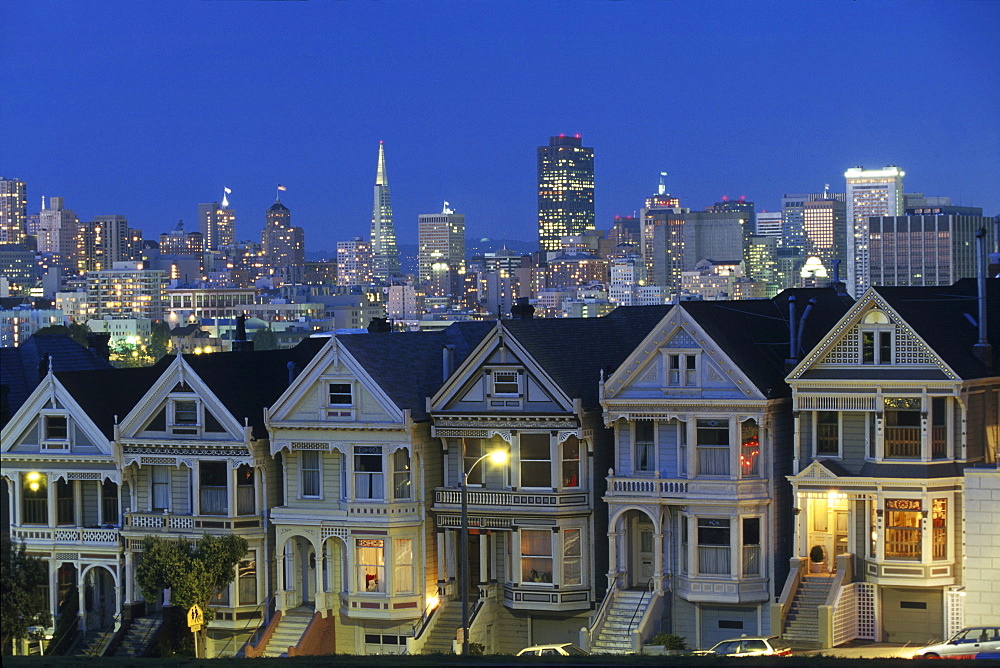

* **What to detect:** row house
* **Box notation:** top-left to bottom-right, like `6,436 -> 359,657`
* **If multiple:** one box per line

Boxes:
427,311 -> 670,653
594,289 -> 851,651
1,340 -> 325,653
262,324 -> 490,655
781,278 -> 999,646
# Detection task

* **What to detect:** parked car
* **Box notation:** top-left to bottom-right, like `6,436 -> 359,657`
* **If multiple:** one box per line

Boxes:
912,626 -> 1000,659
516,643 -> 589,656
693,635 -> 793,657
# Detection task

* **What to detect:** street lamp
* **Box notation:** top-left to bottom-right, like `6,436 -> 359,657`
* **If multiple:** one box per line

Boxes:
460,448 -> 507,655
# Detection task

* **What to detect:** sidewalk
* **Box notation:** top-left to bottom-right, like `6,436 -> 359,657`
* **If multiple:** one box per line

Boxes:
793,641 -> 916,659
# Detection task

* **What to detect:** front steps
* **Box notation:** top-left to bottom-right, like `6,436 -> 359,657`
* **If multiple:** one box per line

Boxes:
113,616 -> 162,657
260,606 -> 314,658
783,575 -> 835,647
591,589 -> 653,654
418,600 -> 462,654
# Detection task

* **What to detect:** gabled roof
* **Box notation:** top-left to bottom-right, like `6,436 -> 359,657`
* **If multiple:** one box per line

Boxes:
57,366 -> 161,438
1,334 -> 113,427
338,322 -> 493,420
498,306 -> 672,410
680,288 -> 853,398
871,278 -> 999,379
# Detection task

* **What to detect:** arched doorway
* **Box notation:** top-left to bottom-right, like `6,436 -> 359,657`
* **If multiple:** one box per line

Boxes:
83,565 -> 116,631
282,536 -> 317,609
612,508 -> 658,589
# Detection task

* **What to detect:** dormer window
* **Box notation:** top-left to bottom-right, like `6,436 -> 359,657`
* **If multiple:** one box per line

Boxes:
41,413 -> 70,450
667,353 -> 698,386
171,399 -> 199,434
327,382 -> 354,418
492,370 -> 520,396
860,309 -> 893,364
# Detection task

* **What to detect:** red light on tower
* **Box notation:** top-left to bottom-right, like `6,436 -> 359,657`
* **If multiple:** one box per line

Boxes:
739,195 -> 746,202
722,195 -> 729,202
559,133 -> 565,138
575,133 -> 581,139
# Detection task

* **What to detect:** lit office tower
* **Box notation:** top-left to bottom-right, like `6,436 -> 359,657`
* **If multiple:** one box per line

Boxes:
537,134 -> 595,253
36,196 -> 80,273
801,199 -> 847,276
261,197 -> 305,285
198,189 -> 236,252
755,211 -> 783,240
1,177 -> 28,244
781,190 -> 846,249
371,141 -> 400,282
869,206 -> 992,286
77,215 -> 132,273
418,202 -> 465,297
845,166 -> 904,296
337,237 -> 373,287
642,209 -> 745,292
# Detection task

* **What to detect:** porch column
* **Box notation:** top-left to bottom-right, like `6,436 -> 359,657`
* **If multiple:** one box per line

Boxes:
685,419 -> 696,478
653,531 -> 664,593
607,529 -> 620,577
686,516 -> 697,577
77,572 -> 87,632
192,465 -> 201,516
437,531 -> 447,583
47,473 -> 56,527
479,533 -> 488,583
9,477 -> 17,526
124,551 -> 134,605
276,543 -> 286,612
74,480 -> 83,526
792,412 -> 802,474
49,559 -> 59,624
920,411 -> 931,463
228,466 -> 237,518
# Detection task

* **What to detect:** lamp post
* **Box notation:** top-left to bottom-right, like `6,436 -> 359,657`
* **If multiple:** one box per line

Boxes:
460,448 -> 507,655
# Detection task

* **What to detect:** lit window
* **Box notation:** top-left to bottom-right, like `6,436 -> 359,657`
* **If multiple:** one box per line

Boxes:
393,539 -> 413,594
563,528 -> 582,585
357,539 -> 385,592
521,529 -> 553,584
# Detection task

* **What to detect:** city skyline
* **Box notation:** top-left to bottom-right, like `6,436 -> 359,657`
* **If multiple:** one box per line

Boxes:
2,2 -> 998,249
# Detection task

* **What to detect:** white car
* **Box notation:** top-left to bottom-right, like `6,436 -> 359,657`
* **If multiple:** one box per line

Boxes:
912,626 -> 1000,659
516,643 -> 588,656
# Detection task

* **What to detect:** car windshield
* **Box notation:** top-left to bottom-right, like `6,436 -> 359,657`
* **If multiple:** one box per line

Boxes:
712,640 -> 742,654
770,638 -> 791,651
742,640 -> 768,652
563,646 -> 587,656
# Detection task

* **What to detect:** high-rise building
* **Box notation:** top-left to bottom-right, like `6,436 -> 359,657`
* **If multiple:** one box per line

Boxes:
1,177 -> 28,244
77,215 -> 133,273
755,211 -> 783,240
261,198 -> 305,286
417,202 -> 465,297
781,190 -> 846,249
337,237 -> 373,286
159,221 -> 205,257
370,142 -> 400,282
198,190 -> 236,252
36,196 -> 80,274
845,166 -> 904,295
869,209 -> 992,287
537,134 -> 595,253
86,261 -> 167,320
801,199 -> 847,276
642,210 -> 745,293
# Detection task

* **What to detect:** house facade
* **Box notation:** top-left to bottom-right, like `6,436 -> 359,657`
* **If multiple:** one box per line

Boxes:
598,291 -> 851,650
782,279 -> 999,645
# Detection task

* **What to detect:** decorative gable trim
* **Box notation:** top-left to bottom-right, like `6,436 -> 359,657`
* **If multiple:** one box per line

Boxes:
117,354 -> 245,441
1,374 -> 112,456
788,289 -> 958,380
794,460 -> 840,479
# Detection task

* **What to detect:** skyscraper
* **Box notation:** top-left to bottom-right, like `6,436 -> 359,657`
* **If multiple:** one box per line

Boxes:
261,197 -> 305,286
418,202 -> 465,297
781,190 -> 846,250
198,189 -> 236,252
36,196 -> 80,273
1,177 -> 28,244
371,142 -> 400,282
77,215 -> 132,273
537,134 -> 595,253
337,237 -> 373,286
845,166 -> 904,296
801,199 -> 847,275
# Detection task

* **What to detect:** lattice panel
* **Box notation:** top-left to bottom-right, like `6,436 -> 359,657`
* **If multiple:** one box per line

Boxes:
141,456 -> 175,465
56,553 -> 79,561
893,324 -> 935,365
167,517 -> 194,530
832,583 -> 857,646
664,330 -> 697,349
946,589 -> 965,638
291,442 -> 328,450
855,582 -> 877,640
798,395 -> 877,411
322,526 -> 348,540
130,515 -> 165,529
67,472 -> 101,480
819,332 -> 859,364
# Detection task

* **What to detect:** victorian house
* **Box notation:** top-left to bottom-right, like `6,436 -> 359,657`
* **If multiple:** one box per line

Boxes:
595,290 -> 851,651
781,279 -> 999,647
115,342 -> 324,645
426,312 -> 670,654
261,325 -> 489,656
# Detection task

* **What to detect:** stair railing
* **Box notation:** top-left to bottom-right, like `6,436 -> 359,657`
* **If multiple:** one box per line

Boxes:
217,595 -> 272,658
127,610 -> 164,658
81,611 -> 122,656
582,571 -> 624,651
626,578 -> 655,639
46,615 -> 80,655
772,556 -> 807,638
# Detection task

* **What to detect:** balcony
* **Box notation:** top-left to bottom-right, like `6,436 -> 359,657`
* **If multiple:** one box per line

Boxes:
432,487 -> 589,515
12,525 -> 120,547
124,512 -> 262,534
502,582 -> 591,612
605,475 -> 769,502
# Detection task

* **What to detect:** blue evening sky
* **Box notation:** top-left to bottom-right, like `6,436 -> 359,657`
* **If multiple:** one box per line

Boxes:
2,1 -> 998,251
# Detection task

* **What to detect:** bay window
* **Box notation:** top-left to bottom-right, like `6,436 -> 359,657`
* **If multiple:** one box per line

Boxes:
463,438 -> 484,486
563,528 -> 582,586
354,446 -> 384,500
236,464 -> 255,515
884,402 -> 921,458
885,499 -> 921,560
520,433 -> 551,488
199,461 -> 228,515
238,558 -> 257,605
357,539 -> 385,592
152,465 -> 170,511
393,539 -> 413,594
393,449 -> 411,500
932,498 -> 947,560
697,518 -> 731,575
742,517 -> 760,576
561,437 -> 580,488
520,529 -> 553,584
697,419 -> 729,476
739,420 -> 759,477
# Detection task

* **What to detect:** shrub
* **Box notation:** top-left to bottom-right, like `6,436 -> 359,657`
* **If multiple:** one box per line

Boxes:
649,632 -> 687,649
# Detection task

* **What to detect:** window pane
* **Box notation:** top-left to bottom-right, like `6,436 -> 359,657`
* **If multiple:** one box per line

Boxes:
301,451 -> 321,497
329,383 -> 352,405
564,528 -> 582,586
46,416 -> 68,440
493,370 -> 519,395
175,400 -> 198,424
152,465 -> 170,510
739,420 -> 759,476
393,449 -> 411,500
521,530 -> 552,583
520,434 -> 551,488
357,540 -> 385,592
393,539 -> 413,594
816,412 -> 839,455
562,437 -> 580,488
238,559 -> 257,605
463,438 -> 484,486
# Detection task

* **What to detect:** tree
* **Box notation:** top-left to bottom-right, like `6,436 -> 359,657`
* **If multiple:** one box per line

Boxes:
148,321 -> 172,361
135,534 -> 248,622
32,322 -> 92,348
1,537 -> 51,652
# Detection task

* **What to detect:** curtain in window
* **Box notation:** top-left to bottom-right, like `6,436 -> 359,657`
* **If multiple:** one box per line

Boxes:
520,529 -> 553,583
697,420 -> 729,476
393,449 -> 411,500
393,539 -> 413,594
356,541 -> 385,592
301,451 -> 321,497
152,466 -> 170,510
563,529 -> 582,585
562,437 -> 580,488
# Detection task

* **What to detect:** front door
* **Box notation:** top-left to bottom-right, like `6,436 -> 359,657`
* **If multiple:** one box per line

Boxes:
630,515 -> 654,588
807,496 -> 849,572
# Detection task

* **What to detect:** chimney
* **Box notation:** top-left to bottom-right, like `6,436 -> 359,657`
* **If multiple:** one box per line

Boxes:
831,259 -> 848,297
286,361 -> 300,386
37,356 -> 50,382
511,297 -> 535,320
231,314 -> 255,352
86,332 -> 111,362
442,344 -> 455,382
973,228 -> 993,369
